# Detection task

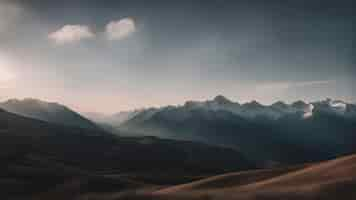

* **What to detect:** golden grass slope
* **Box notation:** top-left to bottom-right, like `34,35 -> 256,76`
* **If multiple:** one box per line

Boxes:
151,154 -> 356,200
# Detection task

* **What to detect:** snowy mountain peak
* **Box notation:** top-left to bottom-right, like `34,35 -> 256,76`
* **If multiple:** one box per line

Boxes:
118,97 -> 356,127
313,99 -> 348,115
329,100 -> 347,110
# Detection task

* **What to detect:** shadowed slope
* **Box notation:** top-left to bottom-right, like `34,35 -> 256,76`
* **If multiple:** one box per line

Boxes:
0,98 -> 98,130
0,109 -> 253,199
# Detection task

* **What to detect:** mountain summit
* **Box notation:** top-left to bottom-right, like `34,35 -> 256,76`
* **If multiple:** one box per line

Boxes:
0,98 -> 98,129
213,95 -> 233,105
120,97 -> 356,164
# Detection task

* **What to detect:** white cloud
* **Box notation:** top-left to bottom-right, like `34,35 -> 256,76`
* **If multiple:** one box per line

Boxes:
48,25 -> 95,44
106,18 -> 136,40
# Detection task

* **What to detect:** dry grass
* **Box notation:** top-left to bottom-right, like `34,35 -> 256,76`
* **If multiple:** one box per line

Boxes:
30,154 -> 356,200
148,154 -> 356,200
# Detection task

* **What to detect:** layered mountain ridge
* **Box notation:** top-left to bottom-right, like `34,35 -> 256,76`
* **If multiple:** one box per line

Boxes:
1,96 -> 356,199
119,96 -> 356,165
113,96 -> 356,125
0,108 -> 253,199
1,96 -> 355,166
83,96 -> 356,130
0,98 -> 98,130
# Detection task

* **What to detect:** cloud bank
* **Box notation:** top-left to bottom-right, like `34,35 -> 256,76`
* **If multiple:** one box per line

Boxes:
106,18 -> 136,40
48,25 -> 95,44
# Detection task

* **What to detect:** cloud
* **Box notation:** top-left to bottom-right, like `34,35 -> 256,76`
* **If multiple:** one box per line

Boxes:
106,18 -> 136,40
48,25 -> 95,44
47,18 -> 135,44
257,80 -> 333,91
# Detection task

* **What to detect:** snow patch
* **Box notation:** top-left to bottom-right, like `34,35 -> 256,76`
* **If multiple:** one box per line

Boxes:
303,104 -> 314,119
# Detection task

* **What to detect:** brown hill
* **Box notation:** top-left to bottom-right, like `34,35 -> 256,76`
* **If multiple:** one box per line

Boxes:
0,109 -> 252,200
141,153 -> 356,200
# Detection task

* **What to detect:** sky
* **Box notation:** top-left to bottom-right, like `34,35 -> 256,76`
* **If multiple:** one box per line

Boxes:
0,0 -> 355,113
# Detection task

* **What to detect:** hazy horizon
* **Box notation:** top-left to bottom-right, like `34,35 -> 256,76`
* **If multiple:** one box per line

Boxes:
1,0 -> 355,113
1,95 -> 355,116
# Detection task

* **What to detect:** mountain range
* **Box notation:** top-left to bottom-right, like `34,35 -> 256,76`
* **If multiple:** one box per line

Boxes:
2,96 -> 355,167
0,98 -> 99,130
121,96 -> 356,123
119,96 -> 356,165
0,96 -> 356,199
86,96 -> 356,130
0,107 -> 253,199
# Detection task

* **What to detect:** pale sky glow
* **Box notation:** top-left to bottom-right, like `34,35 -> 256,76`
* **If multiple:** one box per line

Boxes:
0,0 -> 355,113
0,54 -> 16,82
0,68 -> 14,82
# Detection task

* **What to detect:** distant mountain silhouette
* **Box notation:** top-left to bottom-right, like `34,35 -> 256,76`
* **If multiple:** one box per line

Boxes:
0,108 -> 253,199
121,96 -> 356,165
0,98 -> 98,129
83,110 -> 142,126
1,97 -> 356,199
